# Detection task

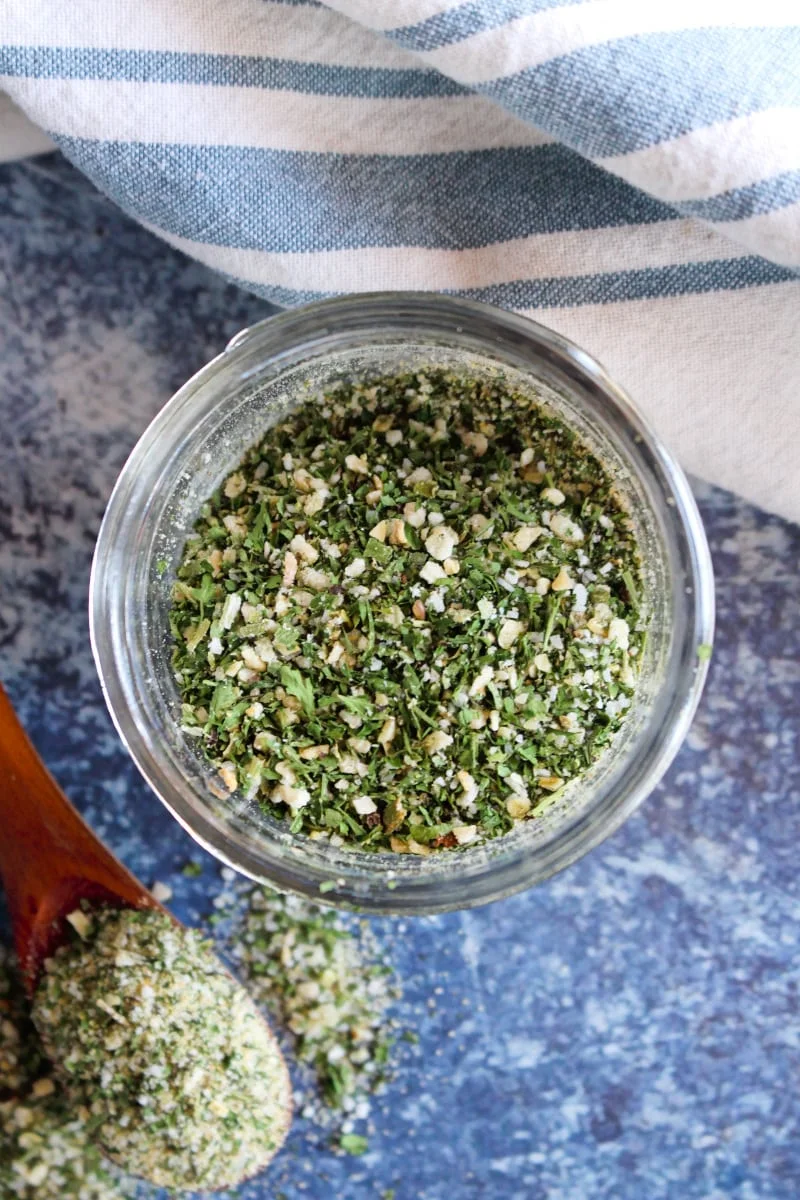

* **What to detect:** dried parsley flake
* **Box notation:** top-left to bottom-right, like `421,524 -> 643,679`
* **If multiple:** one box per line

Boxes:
171,370 -> 646,853
31,907 -> 292,1192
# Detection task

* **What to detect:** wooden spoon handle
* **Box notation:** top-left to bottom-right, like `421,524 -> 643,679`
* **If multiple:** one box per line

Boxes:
0,682 -> 154,990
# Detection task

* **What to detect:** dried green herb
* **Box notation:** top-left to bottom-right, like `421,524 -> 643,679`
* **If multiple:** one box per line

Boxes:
171,370 -> 646,852
0,945 -> 127,1199
226,887 -> 397,1123
339,1133 -> 369,1156
31,907 -> 292,1192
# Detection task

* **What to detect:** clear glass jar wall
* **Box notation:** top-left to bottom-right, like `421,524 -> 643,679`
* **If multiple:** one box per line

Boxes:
90,294 -> 714,914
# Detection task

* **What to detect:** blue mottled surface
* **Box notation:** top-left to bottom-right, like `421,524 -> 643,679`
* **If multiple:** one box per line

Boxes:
1,155 -> 799,1200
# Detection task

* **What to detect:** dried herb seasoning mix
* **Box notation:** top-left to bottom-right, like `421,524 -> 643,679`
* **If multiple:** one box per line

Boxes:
31,907 -> 292,1192
2,886 -> 400,1192
226,886 -> 398,1126
1,944 -> 127,1199
171,371 -> 646,853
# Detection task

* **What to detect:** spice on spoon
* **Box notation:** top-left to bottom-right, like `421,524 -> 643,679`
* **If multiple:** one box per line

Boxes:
3,884 -> 402,1187
31,906 -> 292,1192
171,370 -> 646,852
1,943 -> 127,1199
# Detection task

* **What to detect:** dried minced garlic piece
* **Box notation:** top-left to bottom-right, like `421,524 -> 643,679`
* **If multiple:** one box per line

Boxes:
32,907 -> 292,1192
171,370 -> 645,852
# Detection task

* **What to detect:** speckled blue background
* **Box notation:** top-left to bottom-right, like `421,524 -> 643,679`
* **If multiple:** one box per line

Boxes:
1,155 -> 799,1200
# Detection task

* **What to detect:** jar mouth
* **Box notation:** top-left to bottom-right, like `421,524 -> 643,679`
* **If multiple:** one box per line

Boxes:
90,293 -> 714,914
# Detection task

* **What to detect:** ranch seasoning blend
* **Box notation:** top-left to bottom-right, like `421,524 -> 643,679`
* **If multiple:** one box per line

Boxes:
171,371 -> 645,854
32,906 -> 292,1192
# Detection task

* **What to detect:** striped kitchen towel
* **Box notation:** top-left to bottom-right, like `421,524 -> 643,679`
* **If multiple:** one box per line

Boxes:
1,1 -> 799,520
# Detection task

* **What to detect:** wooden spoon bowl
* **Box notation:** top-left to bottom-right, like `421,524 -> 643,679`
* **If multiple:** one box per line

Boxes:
0,681 -> 164,994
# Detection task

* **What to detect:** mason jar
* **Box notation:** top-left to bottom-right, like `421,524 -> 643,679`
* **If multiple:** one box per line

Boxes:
90,293 -> 714,915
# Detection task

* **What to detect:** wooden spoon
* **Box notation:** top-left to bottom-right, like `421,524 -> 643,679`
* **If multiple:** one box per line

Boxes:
0,681 -> 293,1190
0,680 -> 163,995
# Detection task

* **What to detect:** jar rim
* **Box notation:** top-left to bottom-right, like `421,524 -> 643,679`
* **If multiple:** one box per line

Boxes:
90,292 -> 714,914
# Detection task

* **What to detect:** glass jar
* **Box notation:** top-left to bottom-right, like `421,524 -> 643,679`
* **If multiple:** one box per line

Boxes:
90,294 -> 714,914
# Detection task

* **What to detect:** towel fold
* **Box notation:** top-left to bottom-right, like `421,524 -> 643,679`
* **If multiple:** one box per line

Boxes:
2,0 -> 799,519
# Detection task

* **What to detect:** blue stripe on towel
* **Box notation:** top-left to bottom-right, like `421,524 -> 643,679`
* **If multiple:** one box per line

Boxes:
52,136 -> 679,253
223,255 -> 793,309
0,44 -> 466,100
386,0 -> 583,53
481,26 -> 800,158
679,171 -> 800,225
454,256 -> 795,309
